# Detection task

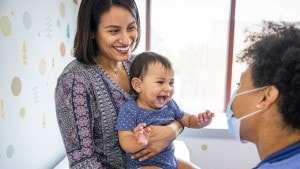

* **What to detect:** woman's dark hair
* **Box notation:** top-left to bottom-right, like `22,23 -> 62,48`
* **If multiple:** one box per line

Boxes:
73,0 -> 140,64
237,21 -> 300,129
130,52 -> 173,94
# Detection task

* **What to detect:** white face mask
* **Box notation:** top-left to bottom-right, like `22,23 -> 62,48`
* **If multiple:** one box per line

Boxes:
225,86 -> 268,143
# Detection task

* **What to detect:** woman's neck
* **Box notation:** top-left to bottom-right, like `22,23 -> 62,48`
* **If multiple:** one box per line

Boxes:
257,127 -> 300,160
96,57 -> 123,74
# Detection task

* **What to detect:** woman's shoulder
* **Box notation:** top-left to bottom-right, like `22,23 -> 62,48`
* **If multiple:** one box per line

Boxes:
61,59 -> 89,73
56,59 -> 95,85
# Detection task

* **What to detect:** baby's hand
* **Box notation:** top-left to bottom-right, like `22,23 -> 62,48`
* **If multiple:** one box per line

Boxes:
197,110 -> 214,128
134,123 -> 151,146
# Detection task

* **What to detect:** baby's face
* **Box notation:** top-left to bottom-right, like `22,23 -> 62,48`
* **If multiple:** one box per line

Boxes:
136,62 -> 174,110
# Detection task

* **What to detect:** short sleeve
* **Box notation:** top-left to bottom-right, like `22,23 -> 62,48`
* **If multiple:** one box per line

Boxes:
168,99 -> 184,120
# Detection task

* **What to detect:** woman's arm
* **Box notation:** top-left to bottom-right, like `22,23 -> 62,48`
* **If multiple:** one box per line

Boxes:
55,72 -> 102,169
131,120 -> 183,161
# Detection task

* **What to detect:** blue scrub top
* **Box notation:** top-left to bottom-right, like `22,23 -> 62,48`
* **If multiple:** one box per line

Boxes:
253,141 -> 300,169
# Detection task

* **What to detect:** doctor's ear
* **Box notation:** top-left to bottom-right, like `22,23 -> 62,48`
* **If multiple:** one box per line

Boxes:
131,77 -> 142,93
257,85 -> 279,108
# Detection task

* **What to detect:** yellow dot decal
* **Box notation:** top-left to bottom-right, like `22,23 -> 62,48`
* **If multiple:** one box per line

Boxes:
20,107 -> 26,118
201,144 -> 208,151
0,15 -> 12,36
0,99 -> 4,118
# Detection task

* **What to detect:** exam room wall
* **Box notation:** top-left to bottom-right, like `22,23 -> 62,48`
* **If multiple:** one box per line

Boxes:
0,0 -> 78,168
179,126 -> 261,169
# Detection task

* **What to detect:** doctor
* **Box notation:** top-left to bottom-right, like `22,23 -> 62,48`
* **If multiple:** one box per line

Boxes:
226,21 -> 300,169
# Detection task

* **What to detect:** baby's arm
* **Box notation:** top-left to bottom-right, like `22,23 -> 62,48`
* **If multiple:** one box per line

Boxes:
118,123 -> 151,153
180,110 -> 214,128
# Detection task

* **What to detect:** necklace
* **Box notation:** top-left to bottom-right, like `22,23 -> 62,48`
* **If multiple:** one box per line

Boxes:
95,58 -> 123,75
101,65 -> 119,75
108,69 -> 119,75
97,62 -> 121,75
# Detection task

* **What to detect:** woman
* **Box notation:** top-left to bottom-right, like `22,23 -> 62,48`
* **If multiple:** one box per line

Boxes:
55,0 -> 198,168
226,21 -> 300,169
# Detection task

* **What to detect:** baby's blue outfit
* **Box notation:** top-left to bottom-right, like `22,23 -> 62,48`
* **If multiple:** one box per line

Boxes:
253,141 -> 300,169
116,99 -> 184,169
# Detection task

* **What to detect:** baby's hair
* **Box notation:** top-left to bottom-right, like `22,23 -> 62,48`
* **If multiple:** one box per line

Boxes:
130,51 -> 172,81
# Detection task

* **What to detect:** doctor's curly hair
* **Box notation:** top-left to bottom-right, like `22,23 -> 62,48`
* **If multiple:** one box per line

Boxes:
236,21 -> 300,129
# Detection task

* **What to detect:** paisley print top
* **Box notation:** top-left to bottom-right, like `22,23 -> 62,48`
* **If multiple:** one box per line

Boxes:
55,57 -> 134,169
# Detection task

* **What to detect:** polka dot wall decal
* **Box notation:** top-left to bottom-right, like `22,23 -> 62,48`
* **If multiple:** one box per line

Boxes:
11,77 -> 22,96
201,144 -> 208,151
59,2 -> 66,17
0,15 -> 12,37
60,42 -> 66,57
39,58 -> 47,75
0,99 -> 4,118
22,11 -> 31,30
6,145 -> 14,158
19,107 -> 26,118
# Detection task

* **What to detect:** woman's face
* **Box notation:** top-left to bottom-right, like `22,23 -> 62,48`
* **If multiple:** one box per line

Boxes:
96,5 -> 138,62
232,68 -> 265,139
232,69 -> 257,118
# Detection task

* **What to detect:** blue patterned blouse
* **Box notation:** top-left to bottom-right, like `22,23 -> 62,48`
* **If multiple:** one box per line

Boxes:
55,57 -> 133,169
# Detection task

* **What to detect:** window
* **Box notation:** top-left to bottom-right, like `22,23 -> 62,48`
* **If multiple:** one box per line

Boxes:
151,0 -> 231,113
137,1 -> 300,129
134,0 -> 146,54
232,0 -> 300,92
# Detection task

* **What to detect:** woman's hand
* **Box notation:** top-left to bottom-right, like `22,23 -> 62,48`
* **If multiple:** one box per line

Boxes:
131,120 -> 183,161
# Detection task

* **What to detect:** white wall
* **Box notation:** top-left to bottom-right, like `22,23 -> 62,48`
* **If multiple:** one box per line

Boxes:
178,113 -> 260,169
0,0 -> 78,168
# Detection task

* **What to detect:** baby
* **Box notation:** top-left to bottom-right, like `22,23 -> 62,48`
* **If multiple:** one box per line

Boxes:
116,51 -> 214,169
